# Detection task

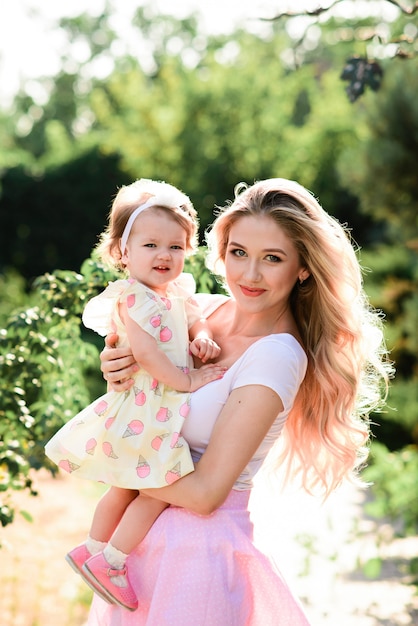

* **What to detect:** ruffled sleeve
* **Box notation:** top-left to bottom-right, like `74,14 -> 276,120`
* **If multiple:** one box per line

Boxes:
82,280 -> 127,337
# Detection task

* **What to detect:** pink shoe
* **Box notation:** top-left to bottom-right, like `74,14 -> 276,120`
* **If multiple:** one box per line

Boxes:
82,552 -> 138,612
66,545 -> 113,605
66,544 -> 92,575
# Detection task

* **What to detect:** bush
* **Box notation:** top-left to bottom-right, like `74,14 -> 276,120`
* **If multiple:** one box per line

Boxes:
0,249 -> 223,529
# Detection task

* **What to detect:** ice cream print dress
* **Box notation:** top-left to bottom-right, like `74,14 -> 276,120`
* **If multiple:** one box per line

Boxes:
45,274 -> 199,489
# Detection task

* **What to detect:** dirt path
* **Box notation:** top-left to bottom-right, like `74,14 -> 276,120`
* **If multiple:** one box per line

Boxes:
1,469 -> 417,625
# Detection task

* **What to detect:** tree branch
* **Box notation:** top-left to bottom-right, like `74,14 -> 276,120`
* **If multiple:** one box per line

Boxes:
263,0 -> 418,21
385,0 -> 418,15
260,0 -> 347,21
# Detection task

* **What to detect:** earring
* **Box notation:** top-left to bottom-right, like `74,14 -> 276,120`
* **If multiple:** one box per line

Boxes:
299,277 -> 304,285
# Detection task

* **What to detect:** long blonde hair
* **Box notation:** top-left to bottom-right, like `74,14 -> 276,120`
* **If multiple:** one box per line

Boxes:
206,178 -> 392,495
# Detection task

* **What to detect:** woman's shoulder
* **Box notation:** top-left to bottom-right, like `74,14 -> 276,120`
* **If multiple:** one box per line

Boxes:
255,333 -> 306,355
194,292 -> 230,317
241,334 -> 307,374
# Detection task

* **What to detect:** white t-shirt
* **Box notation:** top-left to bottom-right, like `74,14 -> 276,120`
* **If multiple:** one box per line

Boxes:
182,294 -> 308,490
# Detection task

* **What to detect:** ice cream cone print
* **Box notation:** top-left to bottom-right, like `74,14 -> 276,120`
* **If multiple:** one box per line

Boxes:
159,325 -> 172,342
136,455 -> 151,478
151,433 -> 169,451
126,293 -> 136,308
94,399 -> 108,416
123,419 -> 144,437
160,296 -> 172,310
179,399 -> 190,418
59,459 -> 80,473
105,416 -> 115,430
170,432 -> 182,448
133,386 -> 146,406
86,438 -> 97,455
146,291 -> 157,302
156,407 -> 172,422
150,378 -> 162,396
102,442 -> 118,458
165,462 -> 181,484
150,314 -> 162,328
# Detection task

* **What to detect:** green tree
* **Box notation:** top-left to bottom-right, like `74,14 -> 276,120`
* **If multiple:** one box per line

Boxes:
338,60 -> 418,533
266,0 -> 418,101
0,148 -> 130,280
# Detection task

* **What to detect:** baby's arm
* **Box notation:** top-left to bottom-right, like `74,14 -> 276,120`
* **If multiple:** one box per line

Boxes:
120,301 -> 225,392
189,318 -> 221,363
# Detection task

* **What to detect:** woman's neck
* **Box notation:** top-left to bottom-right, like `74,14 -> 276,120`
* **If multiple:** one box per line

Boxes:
207,299 -> 297,367
225,300 -> 292,337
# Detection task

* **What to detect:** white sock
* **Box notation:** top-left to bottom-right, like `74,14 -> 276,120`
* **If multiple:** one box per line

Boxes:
85,535 -> 107,555
104,543 -> 129,588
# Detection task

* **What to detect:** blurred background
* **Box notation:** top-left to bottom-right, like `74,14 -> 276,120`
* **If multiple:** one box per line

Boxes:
0,1 -> 417,624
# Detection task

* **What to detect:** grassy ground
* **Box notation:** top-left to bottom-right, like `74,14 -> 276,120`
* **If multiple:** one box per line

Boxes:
1,469 -> 417,626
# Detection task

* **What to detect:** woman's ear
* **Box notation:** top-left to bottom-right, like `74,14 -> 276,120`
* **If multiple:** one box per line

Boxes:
298,269 -> 310,284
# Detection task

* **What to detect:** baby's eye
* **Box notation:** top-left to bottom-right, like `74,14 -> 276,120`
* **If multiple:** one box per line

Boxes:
170,245 -> 184,250
144,243 -> 156,248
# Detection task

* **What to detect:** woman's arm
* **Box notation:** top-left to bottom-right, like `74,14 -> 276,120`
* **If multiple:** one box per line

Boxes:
141,384 -> 284,515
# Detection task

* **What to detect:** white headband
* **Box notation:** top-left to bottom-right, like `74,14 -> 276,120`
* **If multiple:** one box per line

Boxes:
120,192 -> 186,254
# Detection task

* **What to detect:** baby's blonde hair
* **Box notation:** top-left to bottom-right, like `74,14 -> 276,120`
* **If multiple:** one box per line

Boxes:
206,178 -> 393,496
97,179 -> 198,270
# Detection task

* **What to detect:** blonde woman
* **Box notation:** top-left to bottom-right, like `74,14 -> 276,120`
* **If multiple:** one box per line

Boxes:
91,178 -> 391,625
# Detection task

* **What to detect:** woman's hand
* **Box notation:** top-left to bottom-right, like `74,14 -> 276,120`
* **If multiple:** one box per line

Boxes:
100,333 -> 139,391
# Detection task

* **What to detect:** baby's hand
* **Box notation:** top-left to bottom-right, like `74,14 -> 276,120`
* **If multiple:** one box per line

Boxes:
188,364 -> 226,392
189,337 -> 221,363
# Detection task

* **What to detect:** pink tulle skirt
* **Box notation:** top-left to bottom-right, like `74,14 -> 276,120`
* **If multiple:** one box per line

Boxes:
87,489 -> 311,625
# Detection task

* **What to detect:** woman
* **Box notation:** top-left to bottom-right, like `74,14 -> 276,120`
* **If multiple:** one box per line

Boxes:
90,178 -> 391,625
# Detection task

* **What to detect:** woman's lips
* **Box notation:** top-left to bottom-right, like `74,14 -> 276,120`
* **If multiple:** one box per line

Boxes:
239,285 -> 266,297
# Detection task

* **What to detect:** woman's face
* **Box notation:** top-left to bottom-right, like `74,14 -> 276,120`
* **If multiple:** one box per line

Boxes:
224,214 -> 306,315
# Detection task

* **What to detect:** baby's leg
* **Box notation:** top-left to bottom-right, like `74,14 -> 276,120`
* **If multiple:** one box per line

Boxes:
83,495 -> 168,603
109,493 -> 168,554
66,487 -> 138,578
90,486 -> 139,543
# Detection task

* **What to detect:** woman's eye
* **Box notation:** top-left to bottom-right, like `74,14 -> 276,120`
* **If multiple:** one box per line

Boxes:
231,248 -> 246,257
266,254 -> 281,263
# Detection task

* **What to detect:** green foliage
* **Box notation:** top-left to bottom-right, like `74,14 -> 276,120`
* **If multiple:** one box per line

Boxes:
339,60 -> 418,241
0,148 -> 131,280
184,248 -> 226,295
363,442 -> 418,535
0,262 -> 115,528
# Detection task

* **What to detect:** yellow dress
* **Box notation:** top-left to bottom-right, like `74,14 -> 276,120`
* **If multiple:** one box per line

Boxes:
45,274 -> 201,488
